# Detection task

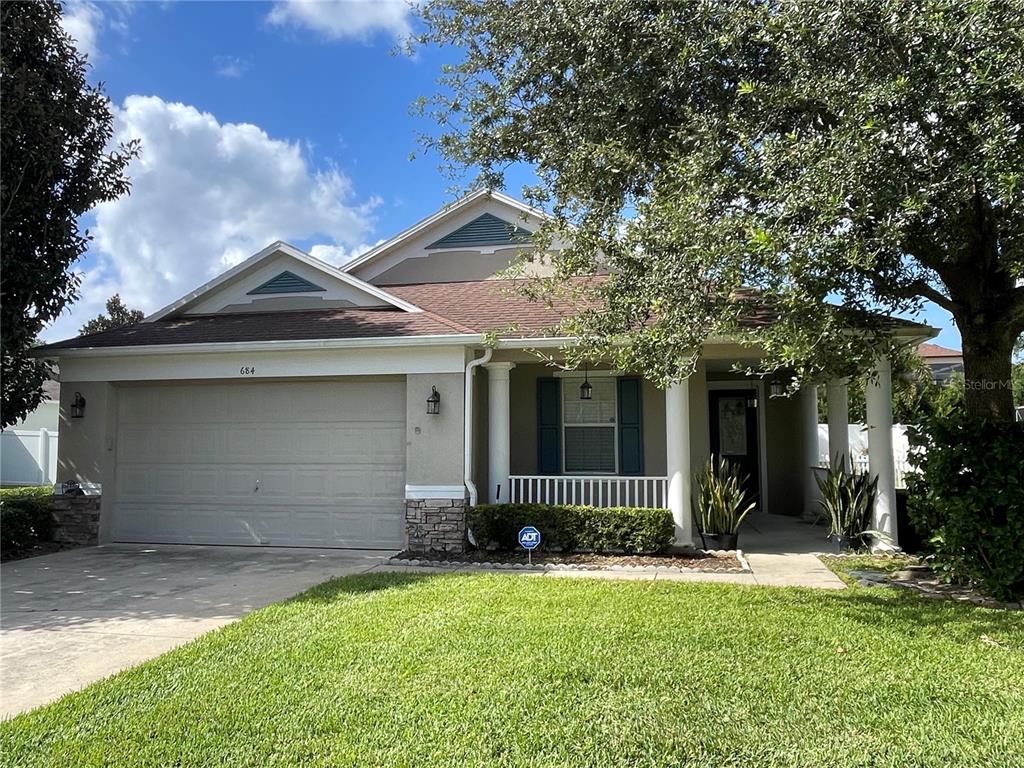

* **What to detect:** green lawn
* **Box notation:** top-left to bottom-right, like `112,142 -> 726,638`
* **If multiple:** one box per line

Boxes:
2,573 -> 1022,767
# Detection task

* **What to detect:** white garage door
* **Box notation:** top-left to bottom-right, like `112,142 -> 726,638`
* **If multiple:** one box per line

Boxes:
112,379 -> 406,548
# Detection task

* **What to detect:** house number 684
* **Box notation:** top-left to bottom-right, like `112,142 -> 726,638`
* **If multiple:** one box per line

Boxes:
239,366 -> 256,376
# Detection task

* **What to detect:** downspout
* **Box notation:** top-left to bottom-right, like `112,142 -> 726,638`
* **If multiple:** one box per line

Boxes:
464,347 -> 493,507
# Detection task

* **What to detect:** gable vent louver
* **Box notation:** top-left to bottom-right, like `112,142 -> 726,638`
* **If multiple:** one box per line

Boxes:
247,270 -> 327,295
426,212 -> 533,249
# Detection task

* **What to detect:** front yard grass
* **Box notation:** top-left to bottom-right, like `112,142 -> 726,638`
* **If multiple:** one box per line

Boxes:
2,572 -> 1022,767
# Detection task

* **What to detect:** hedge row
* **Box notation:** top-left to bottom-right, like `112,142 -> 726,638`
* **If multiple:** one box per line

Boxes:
468,503 -> 674,554
0,486 -> 54,556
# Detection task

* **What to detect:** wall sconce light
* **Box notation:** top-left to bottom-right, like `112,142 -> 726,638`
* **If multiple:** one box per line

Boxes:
769,380 -> 785,397
70,391 -> 87,419
426,386 -> 441,415
579,367 -> 593,400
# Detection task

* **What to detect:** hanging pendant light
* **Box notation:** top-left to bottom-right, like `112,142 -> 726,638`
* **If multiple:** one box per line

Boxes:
579,366 -> 593,400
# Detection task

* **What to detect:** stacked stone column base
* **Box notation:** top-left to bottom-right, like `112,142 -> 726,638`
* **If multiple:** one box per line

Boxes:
405,497 -> 467,554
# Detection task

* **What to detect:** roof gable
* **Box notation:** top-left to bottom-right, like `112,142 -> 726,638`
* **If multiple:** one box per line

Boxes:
426,213 -> 532,250
147,242 -> 421,321
344,190 -> 551,284
247,270 -> 326,295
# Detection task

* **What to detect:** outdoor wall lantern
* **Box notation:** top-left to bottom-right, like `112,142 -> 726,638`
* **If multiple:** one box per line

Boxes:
426,386 -> 441,415
579,367 -> 593,400
70,391 -> 87,419
769,380 -> 785,398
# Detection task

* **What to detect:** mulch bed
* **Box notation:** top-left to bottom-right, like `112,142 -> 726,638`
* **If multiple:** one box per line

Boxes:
390,549 -> 746,573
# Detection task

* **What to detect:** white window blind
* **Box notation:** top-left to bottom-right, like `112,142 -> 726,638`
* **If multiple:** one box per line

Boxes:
562,378 -> 617,473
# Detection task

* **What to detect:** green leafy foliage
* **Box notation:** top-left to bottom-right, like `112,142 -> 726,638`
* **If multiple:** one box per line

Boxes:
693,456 -> 755,535
816,464 -> 878,540
79,294 -> 144,336
468,503 -> 674,554
907,414 -> 1024,601
0,487 -> 54,555
0,1 -> 139,428
416,0 -> 1024,420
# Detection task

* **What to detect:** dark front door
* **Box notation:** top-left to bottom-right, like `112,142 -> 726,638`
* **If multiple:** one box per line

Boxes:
708,389 -> 761,509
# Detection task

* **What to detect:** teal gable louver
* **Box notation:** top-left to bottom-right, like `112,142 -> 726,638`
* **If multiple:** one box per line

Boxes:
247,271 -> 326,295
427,213 -> 532,249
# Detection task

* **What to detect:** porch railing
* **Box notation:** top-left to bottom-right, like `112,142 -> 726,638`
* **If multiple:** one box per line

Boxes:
508,475 -> 669,509
817,455 -> 912,489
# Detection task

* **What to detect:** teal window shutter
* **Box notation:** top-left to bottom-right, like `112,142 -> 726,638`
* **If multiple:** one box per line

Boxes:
617,378 -> 644,475
537,378 -> 561,474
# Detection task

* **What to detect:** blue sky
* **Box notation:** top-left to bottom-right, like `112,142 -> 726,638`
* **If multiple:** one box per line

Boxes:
48,0 -> 961,351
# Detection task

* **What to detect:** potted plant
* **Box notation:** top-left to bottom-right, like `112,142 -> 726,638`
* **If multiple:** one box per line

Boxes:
693,456 -> 756,550
816,461 -> 878,553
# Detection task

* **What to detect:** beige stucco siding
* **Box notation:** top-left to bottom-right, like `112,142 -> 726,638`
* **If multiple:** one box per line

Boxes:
56,381 -> 117,487
405,372 -> 465,487
763,393 -> 805,516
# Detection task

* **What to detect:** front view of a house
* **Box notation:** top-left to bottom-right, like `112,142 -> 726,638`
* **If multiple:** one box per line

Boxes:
37,190 -> 935,552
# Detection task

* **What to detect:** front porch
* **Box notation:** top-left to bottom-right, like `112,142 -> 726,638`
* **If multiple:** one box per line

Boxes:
469,347 -> 902,549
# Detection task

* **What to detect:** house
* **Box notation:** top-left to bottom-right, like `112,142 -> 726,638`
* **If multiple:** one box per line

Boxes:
34,190 -> 936,552
917,342 -> 964,384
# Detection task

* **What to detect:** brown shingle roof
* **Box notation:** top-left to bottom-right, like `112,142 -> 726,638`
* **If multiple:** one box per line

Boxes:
918,342 -> 962,358
37,307 -> 469,351
36,278 -> 933,353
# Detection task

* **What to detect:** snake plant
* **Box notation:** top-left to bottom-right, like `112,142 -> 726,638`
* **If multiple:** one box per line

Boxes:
816,462 -> 878,538
693,456 -> 756,534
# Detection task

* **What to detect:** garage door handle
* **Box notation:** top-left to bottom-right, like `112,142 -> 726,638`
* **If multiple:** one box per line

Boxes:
254,479 -> 260,494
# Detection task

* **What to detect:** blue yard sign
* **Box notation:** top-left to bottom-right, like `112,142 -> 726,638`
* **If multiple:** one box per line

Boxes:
518,526 -> 541,550
518,526 -> 541,564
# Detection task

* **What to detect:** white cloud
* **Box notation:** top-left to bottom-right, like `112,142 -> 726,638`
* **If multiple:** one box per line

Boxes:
309,241 -> 380,265
214,55 -> 250,79
267,0 -> 414,42
60,1 -> 103,60
42,95 -> 379,341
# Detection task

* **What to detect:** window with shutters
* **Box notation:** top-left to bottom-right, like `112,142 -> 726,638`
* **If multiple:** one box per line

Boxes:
562,377 -> 617,473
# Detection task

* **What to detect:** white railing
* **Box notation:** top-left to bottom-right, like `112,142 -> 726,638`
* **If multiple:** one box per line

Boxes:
817,455 -> 913,489
508,475 -> 669,508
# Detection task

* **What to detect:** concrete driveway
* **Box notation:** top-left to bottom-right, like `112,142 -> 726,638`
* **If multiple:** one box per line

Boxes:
0,545 -> 389,718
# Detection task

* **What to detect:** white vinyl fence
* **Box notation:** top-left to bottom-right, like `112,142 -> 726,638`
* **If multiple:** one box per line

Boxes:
1,429 -> 58,486
817,424 -> 913,489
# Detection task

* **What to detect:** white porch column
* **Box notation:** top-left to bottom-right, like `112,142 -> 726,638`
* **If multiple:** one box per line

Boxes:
485,362 -> 515,503
665,379 -> 693,545
799,385 -> 820,517
865,355 -> 899,549
826,378 -> 850,471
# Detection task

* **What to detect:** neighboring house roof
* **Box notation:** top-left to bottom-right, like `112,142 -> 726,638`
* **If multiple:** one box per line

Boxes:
41,378 -> 60,400
918,342 -> 963,359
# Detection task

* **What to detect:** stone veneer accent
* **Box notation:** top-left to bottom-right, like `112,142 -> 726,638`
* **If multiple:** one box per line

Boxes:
405,497 -> 467,554
51,495 -> 101,547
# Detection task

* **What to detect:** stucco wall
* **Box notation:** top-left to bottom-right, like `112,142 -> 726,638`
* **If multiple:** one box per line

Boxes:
56,381 -> 117,487
764,393 -> 805,516
405,372 -> 465,488
507,363 -> 689,478
17,400 -> 60,432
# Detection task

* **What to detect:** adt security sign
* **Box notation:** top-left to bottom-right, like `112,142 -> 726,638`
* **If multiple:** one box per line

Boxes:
518,526 -> 541,563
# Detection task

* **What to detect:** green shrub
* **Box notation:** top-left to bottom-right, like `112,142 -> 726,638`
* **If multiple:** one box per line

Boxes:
468,503 -> 674,554
0,486 -> 55,555
906,414 -> 1024,601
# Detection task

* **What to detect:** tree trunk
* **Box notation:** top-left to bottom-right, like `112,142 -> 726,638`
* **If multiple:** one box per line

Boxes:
958,324 -> 1017,421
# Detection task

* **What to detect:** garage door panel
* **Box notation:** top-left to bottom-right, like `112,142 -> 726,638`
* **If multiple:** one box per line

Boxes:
112,380 -> 406,548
